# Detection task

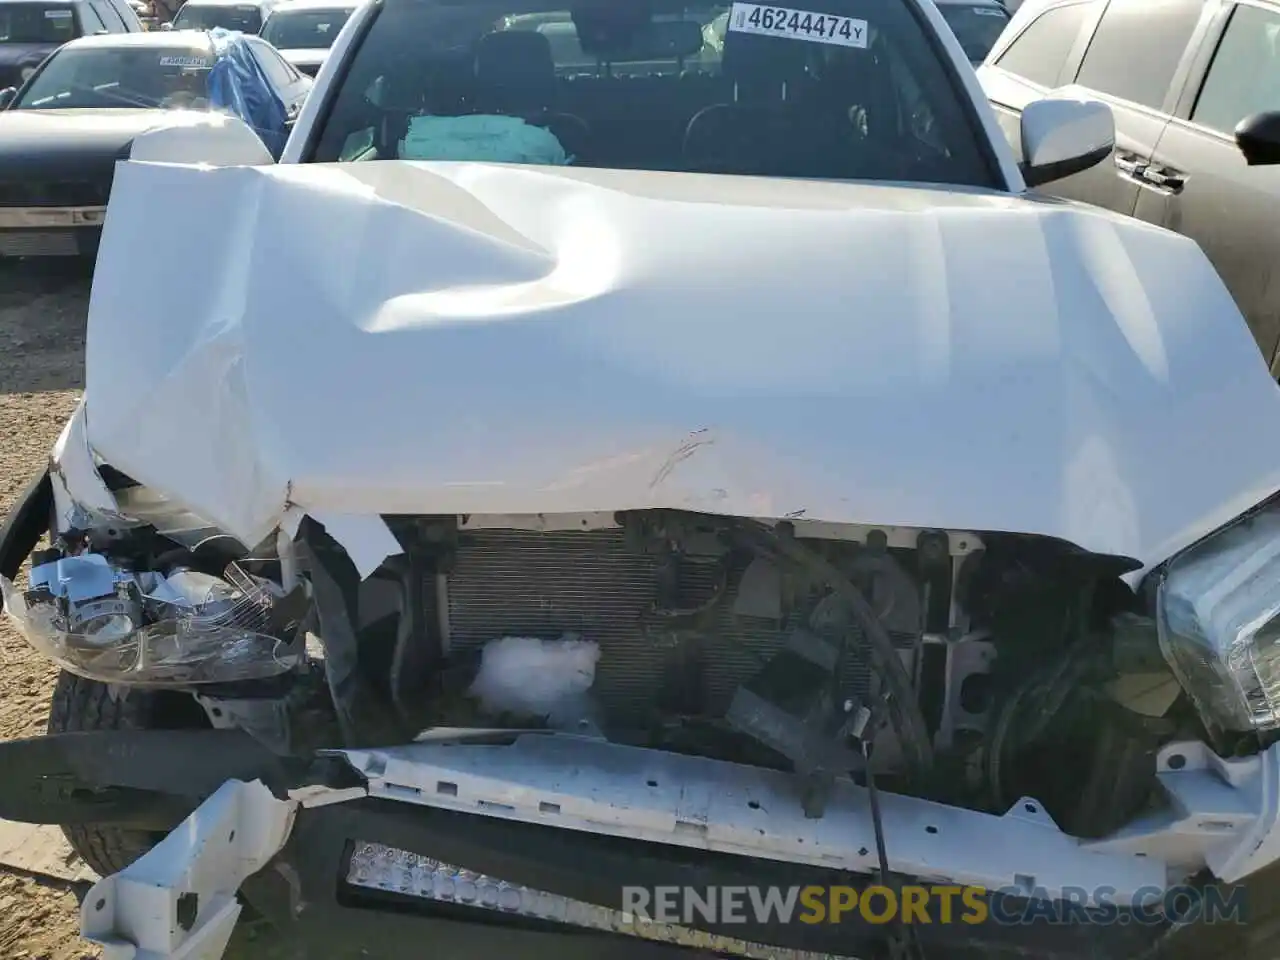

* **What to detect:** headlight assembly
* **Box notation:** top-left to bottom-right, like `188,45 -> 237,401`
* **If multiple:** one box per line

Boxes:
0,551 -> 304,686
1158,505 -> 1280,736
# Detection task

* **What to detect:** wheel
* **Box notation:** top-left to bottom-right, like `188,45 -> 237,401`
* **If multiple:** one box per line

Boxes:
46,670 -> 206,876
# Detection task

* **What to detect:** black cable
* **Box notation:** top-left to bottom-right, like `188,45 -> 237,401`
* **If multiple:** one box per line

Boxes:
860,720 -> 926,960
863,736 -> 893,882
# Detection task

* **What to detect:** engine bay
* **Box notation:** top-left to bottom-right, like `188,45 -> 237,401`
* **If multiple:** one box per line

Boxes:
3,498 -> 1195,841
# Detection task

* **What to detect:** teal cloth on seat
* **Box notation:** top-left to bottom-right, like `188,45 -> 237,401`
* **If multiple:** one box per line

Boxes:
398,114 -> 571,164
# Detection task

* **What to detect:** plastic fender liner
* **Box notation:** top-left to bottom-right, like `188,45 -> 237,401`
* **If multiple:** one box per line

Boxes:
0,468 -> 51,582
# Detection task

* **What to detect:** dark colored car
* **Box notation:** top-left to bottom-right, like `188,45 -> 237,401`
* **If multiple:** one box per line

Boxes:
936,0 -> 1011,65
0,29 -> 310,257
979,0 -> 1280,374
0,0 -> 142,88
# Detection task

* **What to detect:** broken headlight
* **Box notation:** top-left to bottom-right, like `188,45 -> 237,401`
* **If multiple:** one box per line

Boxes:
1158,505 -> 1280,735
1,551 -> 304,686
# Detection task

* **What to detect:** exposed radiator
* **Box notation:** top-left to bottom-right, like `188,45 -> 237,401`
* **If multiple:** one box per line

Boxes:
443,529 -> 914,726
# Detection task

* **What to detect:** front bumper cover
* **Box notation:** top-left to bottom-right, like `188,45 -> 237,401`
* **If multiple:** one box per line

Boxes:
6,728 -> 1280,960
78,778 -> 1168,960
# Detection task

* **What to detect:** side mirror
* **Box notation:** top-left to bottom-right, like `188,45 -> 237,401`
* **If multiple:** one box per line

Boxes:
159,20 -> 173,29
1235,111 -> 1280,166
1018,98 -> 1114,189
0,88 -> 15,110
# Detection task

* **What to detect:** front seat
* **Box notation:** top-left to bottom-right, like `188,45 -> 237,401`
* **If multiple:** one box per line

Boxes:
681,31 -> 810,175
472,29 -> 591,162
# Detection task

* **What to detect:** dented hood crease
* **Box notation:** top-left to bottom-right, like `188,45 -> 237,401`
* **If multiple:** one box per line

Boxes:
80,159 -> 1280,576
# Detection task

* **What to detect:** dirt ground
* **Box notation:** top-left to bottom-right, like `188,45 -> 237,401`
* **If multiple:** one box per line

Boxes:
0,260 -> 97,960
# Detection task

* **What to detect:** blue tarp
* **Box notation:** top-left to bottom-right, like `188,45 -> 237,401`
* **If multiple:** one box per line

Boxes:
205,28 -> 289,158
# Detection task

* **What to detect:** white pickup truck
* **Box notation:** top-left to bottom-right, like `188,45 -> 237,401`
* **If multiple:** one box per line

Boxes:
4,1 -> 1280,959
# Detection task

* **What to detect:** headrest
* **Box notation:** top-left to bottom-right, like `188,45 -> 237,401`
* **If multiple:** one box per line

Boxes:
475,29 -> 556,90
720,32 -> 810,97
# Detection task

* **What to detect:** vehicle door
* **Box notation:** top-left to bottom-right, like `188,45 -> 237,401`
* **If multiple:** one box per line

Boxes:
88,0 -> 126,31
74,0 -> 107,35
1042,0 -> 1208,214
978,0 -> 1096,161
106,0 -> 144,30
1145,0 -> 1280,371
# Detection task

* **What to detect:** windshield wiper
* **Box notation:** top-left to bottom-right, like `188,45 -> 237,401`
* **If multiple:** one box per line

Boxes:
94,84 -> 160,108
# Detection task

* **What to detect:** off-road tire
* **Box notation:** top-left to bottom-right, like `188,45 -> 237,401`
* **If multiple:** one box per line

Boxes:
47,671 -> 167,876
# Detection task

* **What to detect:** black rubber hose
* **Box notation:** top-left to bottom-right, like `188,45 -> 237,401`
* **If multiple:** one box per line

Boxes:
985,646 -> 1090,811
736,520 -> 936,779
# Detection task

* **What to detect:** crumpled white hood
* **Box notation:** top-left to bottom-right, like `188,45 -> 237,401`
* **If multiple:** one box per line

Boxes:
81,159 -> 1280,576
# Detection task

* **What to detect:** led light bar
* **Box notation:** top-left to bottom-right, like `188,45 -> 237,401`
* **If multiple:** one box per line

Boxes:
346,841 -> 850,960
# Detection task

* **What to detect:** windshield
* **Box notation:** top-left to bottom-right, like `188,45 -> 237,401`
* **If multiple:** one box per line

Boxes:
0,4 -> 79,44
261,7 -> 352,48
309,0 -> 999,189
937,4 -> 1007,63
16,45 -> 214,108
172,2 -> 263,31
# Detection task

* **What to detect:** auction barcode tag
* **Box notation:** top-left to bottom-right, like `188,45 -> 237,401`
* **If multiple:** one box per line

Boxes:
727,2 -> 868,47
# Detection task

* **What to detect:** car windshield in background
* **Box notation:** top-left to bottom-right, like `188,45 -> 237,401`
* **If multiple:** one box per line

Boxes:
261,7 -> 352,48
172,3 -> 262,31
16,45 -> 214,108
937,4 -> 1008,63
0,4 -> 78,43
310,0 -> 998,189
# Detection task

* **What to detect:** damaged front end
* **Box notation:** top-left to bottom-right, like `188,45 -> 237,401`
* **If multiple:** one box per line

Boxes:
6,429 -> 1280,960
